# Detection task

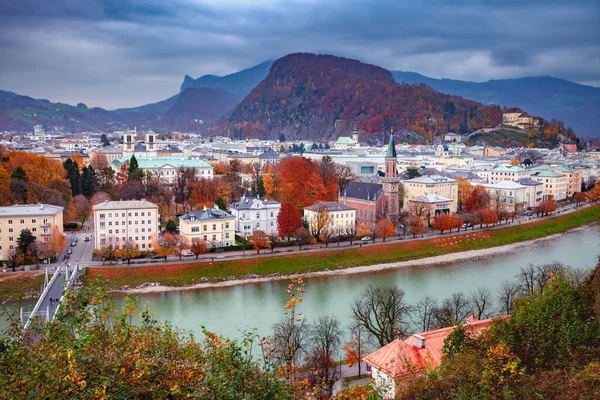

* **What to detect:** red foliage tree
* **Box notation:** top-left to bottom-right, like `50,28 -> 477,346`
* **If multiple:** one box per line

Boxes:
475,208 -> 499,227
275,157 -> 330,210
277,201 -> 303,239
432,213 -> 457,234
538,199 -> 557,216
376,218 -> 395,241
408,215 -> 425,238
465,186 -> 490,212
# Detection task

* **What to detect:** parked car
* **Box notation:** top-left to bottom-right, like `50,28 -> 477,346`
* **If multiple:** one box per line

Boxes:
361,236 -> 371,242
84,237 -> 89,242
183,251 -> 195,257
67,248 -> 72,254
151,255 -> 163,260
116,258 -> 123,265
71,241 -> 77,247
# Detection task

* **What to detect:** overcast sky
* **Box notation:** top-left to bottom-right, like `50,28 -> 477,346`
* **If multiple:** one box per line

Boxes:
1,0 -> 599,109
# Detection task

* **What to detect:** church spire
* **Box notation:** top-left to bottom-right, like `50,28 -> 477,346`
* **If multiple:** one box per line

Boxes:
386,133 -> 397,159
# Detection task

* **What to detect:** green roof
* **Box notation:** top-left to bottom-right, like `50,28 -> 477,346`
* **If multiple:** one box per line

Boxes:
336,136 -> 356,144
493,165 -> 526,173
386,134 -> 397,158
531,170 -> 564,178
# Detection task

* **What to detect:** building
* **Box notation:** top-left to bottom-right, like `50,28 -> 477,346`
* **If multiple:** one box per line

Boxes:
364,315 -> 507,399
482,181 -> 528,212
228,191 -> 281,237
112,156 -> 213,183
516,178 -> 546,209
406,194 -> 456,224
554,166 -> 583,197
122,129 -> 157,156
530,170 -> 567,201
93,199 -> 159,251
488,166 -> 530,184
502,108 -> 540,130
304,201 -> 356,235
404,175 -> 458,214
339,135 -> 400,229
179,205 -> 235,247
0,204 -> 64,261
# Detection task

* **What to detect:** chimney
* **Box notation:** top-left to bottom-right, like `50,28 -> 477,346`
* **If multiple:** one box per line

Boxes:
412,334 -> 426,349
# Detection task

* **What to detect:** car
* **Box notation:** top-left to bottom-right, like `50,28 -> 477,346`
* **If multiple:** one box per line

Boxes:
67,248 -> 72,254
71,241 -> 77,247
84,237 -> 89,242
116,258 -> 123,265
361,236 -> 371,242
183,252 -> 195,257
462,223 -> 473,228
151,255 -> 163,260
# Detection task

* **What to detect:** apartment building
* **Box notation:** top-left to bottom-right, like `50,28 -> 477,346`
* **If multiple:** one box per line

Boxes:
488,166 -> 530,184
112,156 -> 214,184
228,191 -> 281,237
0,204 -> 64,261
93,199 -> 159,251
482,181 -> 528,212
304,201 -> 356,235
516,178 -> 546,209
179,206 -> 235,247
554,166 -> 583,197
404,175 -> 458,211
530,171 -> 567,201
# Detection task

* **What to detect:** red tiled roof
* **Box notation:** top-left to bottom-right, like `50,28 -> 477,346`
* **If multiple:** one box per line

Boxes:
363,315 -> 508,379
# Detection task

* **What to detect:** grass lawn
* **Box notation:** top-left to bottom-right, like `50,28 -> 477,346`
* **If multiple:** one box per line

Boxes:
0,273 -> 45,303
84,205 -> 600,290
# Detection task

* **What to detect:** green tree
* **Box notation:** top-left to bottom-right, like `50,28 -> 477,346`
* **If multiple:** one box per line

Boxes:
63,159 -> 81,196
405,167 -> 422,179
128,155 -> 140,180
100,133 -> 111,147
165,219 -> 177,234
279,133 -> 286,143
10,166 -> 28,203
214,196 -> 227,210
324,143 -> 330,149
17,228 -> 36,258
80,165 -> 96,197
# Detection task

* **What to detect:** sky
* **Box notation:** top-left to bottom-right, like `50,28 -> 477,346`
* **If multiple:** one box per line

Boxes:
1,0 -> 599,109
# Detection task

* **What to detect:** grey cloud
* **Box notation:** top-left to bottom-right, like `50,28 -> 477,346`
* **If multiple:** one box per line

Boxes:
0,0 -> 598,108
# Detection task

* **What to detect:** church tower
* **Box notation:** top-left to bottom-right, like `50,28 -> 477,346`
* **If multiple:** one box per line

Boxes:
145,129 -> 157,155
381,133 -> 400,217
123,129 -> 135,154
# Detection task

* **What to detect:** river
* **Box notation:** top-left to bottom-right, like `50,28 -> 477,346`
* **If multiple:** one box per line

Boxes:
6,226 -> 599,339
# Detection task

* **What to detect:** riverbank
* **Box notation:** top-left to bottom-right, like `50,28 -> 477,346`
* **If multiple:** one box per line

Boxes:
85,204 -> 600,294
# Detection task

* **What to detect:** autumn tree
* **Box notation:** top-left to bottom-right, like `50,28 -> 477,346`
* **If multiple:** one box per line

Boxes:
10,166 -> 28,203
249,230 -> 270,254
307,202 -> 331,240
376,217 -> 395,241
190,239 -> 208,259
90,152 -> 109,170
306,315 -> 342,394
475,208 -> 499,227
497,209 -> 512,224
343,322 -> 371,378
90,191 -> 111,206
573,191 -> 587,207
295,227 -> 311,250
190,177 -> 219,209
277,201 -> 303,239
358,223 -> 370,239
71,194 -> 91,228
152,232 -> 176,259
455,176 -> 473,211
0,165 -> 13,205
465,185 -> 490,212
100,243 -> 119,263
432,213 -> 456,234
537,199 -> 557,216
273,157 -> 329,210
117,241 -> 142,264
45,226 -> 66,260
351,286 -> 412,347
408,215 -> 425,238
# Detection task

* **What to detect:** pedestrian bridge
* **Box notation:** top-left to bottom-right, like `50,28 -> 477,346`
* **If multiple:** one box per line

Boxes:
21,264 -> 83,331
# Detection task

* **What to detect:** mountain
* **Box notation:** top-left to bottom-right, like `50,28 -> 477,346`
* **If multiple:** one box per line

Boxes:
180,60 -> 273,100
162,87 -> 238,132
221,53 -> 503,142
392,71 -> 600,137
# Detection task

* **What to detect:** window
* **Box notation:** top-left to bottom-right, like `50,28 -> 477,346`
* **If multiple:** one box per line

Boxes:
212,224 -> 216,231
270,212 -> 274,217
226,233 -> 229,239
142,236 -> 145,241
225,222 -> 230,229
32,228 -> 36,232
109,230 -> 112,234
9,245 -> 14,250
9,237 -> 14,242
31,219 -> 36,224
135,212 -> 138,217
122,213 -> 125,217
203,225 -> 207,231
100,222 -> 105,228
141,228 -> 145,233
108,213 -> 112,218
116,229 -> 119,234
128,213 -> 132,217
212,235 -> 216,241
256,212 -> 260,219
147,220 -> 151,224
148,228 -> 152,233
192,227 -> 199,233
135,236 -> 139,241
203,235 -> 207,241
7,220 -> 12,225
8,228 -> 13,233
141,212 -> 145,216
109,222 -> 112,226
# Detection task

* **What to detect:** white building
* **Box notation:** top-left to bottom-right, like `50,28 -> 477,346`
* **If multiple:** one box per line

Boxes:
304,201 -> 356,235
482,181 -> 528,212
516,178 -> 546,209
228,191 -> 281,237
93,199 -> 159,251
488,166 -> 531,184
112,156 -> 213,183
179,206 -> 235,247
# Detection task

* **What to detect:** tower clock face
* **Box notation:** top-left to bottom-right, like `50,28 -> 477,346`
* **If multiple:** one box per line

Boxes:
384,184 -> 389,190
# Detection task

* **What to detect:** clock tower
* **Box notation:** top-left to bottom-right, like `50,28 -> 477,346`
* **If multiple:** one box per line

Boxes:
380,133 -> 400,217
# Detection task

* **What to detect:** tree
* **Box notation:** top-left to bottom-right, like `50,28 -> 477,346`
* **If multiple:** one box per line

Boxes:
118,241 -> 142,265
412,295 -> 439,332
7,249 -> 24,271
351,286 -> 412,347
128,155 -> 140,180
307,315 -> 342,394
152,232 -> 176,259
268,233 -> 279,253
90,191 -> 111,206
475,208 -> 499,227
465,186 -> 490,212
17,228 -> 36,259
432,213 -> 456,234
165,219 -> 177,234
573,191 -> 587,207
214,196 -> 227,210
63,158 -> 81,196
0,165 -> 13,205
498,279 -> 520,315
496,209 -> 512,224
358,223 -> 370,239
45,226 -> 66,260
308,202 -> 330,239
455,177 -> 473,211
172,234 -> 189,260
376,218 -> 395,241
433,292 -> 471,328
277,201 -> 303,239
405,167 -> 421,179
343,322 -> 371,378
100,133 -> 111,146
90,153 -> 109,170
72,194 -> 91,228
249,230 -> 270,254
100,243 -> 119,263
407,215 -> 425,238
272,157 -> 330,210
80,166 -> 96,197
537,199 -> 557,216
279,133 -> 286,143
190,240 -> 208,259
295,227 -> 311,250
469,287 -> 493,320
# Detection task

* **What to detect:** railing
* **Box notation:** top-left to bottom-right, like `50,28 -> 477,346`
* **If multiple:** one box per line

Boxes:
22,267 -> 62,331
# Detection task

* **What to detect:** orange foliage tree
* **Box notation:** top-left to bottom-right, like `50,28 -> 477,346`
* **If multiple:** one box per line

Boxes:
537,199 -> 557,216
272,157 -> 331,210
277,201 -> 304,239
465,185 -> 490,212
432,213 -> 457,234
250,230 -> 270,254
190,177 -> 220,208
0,165 -> 12,205
44,226 -> 67,260
376,218 -> 395,241
588,184 -> 600,202
151,232 -> 176,259
455,177 -> 473,211
475,208 -> 499,227
190,239 -> 209,259
573,192 -> 587,207
408,215 -> 425,238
